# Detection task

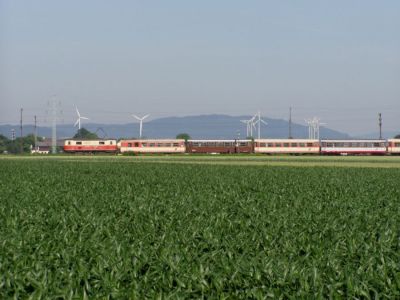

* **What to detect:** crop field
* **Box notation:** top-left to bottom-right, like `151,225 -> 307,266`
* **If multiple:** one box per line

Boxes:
1,156 -> 400,298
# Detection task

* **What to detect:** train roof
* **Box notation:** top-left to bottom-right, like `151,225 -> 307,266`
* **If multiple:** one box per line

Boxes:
320,139 -> 386,142
64,138 -> 117,141
255,139 -> 319,142
188,139 -> 252,142
119,139 -> 185,142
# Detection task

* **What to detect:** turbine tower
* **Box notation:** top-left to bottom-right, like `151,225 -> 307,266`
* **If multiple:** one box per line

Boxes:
132,114 -> 150,138
74,106 -> 89,130
252,111 -> 268,139
240,118 -> 253,137
305,117 -> 325,140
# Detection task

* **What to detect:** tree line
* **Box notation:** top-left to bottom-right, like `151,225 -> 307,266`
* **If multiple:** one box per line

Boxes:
0,134 -> 43,154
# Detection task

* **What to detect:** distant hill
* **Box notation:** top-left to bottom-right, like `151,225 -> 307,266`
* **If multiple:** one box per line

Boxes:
353,131 -> 400,139
0,114 -> 350,139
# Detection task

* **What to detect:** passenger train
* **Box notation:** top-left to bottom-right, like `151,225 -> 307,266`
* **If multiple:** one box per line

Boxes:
63,138 -> 400,155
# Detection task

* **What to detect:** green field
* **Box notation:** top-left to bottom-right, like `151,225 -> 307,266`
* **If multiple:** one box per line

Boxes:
1,156 -> 400,298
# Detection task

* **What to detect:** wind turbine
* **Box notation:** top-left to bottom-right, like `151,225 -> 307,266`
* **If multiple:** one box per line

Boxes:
305,117 -> 326,139
74,106 -> 89,130
240,118 -> 253,137
252,111 -> 268,139
245,115 -> 258,137
132,114 -> 150,138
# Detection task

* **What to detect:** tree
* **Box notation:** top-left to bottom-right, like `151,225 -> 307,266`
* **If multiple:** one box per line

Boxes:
395,134 -> 400,139
0,135 -> 9,153
73,128 -> 99,139
176,133 -> 191,141
0,134 -> 43,154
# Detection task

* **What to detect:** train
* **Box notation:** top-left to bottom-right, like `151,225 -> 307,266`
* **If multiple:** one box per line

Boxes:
63,138 -> 400,155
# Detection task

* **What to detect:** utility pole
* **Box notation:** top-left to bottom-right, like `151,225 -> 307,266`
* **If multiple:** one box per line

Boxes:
379,113 -> 382,139
289,107 -> 292,139
20,108 -> 23,153
47,97 -> 62,154
34,115 -> 37,152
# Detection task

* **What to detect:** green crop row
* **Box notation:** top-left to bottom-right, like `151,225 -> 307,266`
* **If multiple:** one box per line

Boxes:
1,159 -> 400,298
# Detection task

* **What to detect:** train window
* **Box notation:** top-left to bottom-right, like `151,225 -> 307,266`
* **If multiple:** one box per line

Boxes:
150,143 -> 155,147
327,143 -> 333,147
267,143 -> 273,147
157,143 -> 162,147
76,141 -> 82,145
142,143 -> 147,147
299,143 -> 305,147
275,143 -> 281,147
373,142 -> 380,147
291,143 -> 298,147
68,141 -> 71,145
173,143 -> 179,147
283,143 -> 290,147
99,141 -> 105,145
110,141 -> 113,145
128,143 -> 132,147
135,142 -> 139,147
395,143 -> 400,147
164,143 -> 172,147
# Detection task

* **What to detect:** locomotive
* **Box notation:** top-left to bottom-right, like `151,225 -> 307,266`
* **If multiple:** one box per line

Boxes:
63,138 -> 400,155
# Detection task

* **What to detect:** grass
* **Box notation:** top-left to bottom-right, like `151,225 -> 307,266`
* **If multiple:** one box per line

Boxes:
1,156 -> 400,298
3,154 -> 400,168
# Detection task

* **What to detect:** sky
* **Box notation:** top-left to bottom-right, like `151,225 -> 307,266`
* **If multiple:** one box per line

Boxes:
0,0 -> 399,135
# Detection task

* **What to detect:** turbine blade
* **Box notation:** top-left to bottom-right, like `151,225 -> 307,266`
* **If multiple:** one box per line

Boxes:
74,119 -> 79,127
75,106 -> 80,117
132,114 -> 140,120
81,117 -> 89,120
261,120 -> 268,125
143,114 -> 150,120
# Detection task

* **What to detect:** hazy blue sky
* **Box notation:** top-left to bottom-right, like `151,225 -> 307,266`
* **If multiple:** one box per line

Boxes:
1,1 -> 399,135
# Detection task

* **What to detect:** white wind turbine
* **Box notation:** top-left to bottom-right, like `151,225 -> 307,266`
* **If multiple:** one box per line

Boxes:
241,115 -> 258,137
252,111 -> 268,139
305,117 -> 326,140
132,114 -> 150,138
74,106 -> 89,130
240,118 -> 253,137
